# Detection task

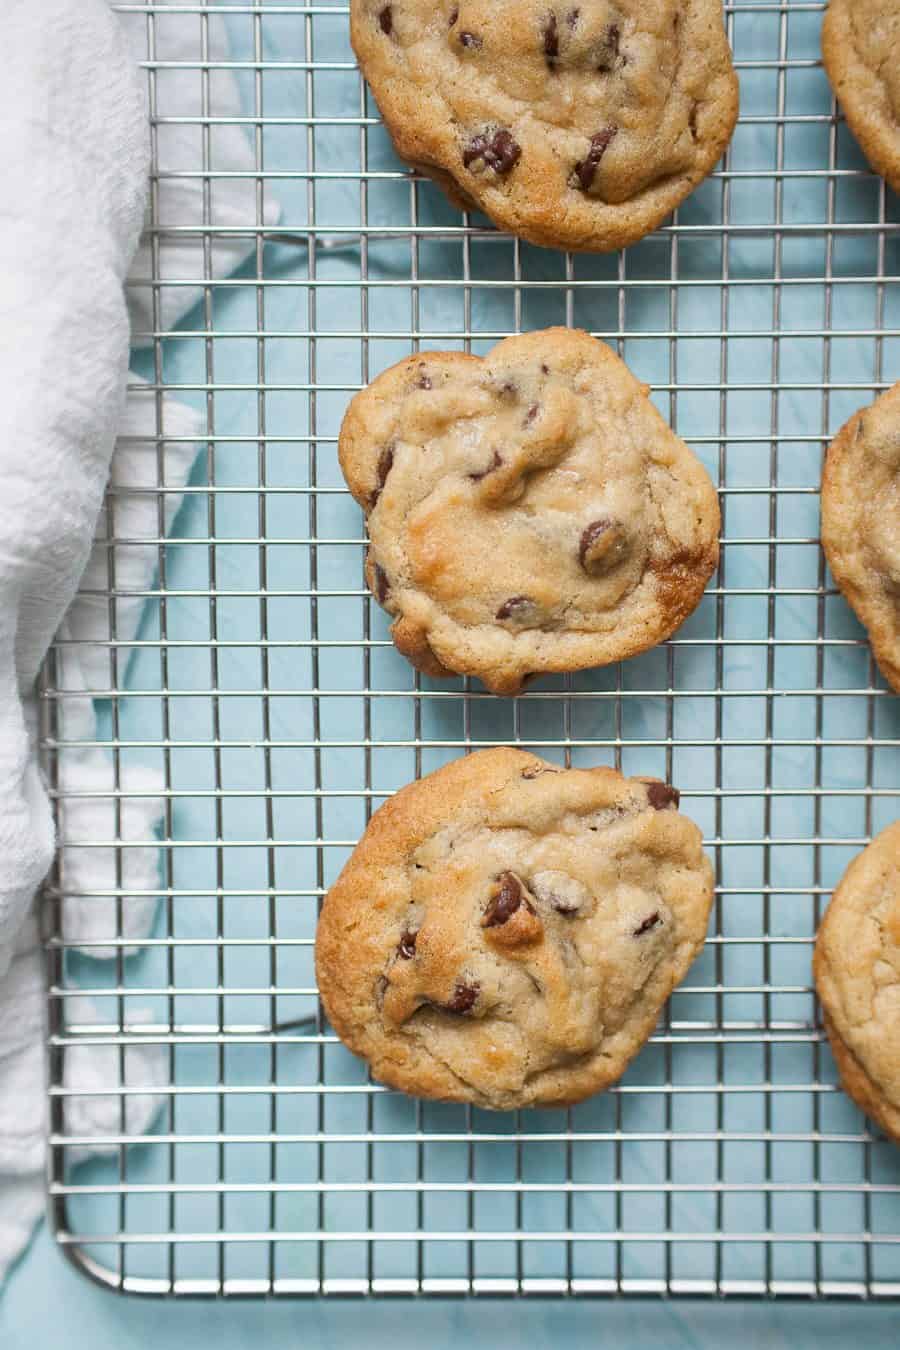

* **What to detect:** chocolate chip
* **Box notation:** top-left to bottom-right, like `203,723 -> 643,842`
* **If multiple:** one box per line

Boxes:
397,928 -> 417,959
470,449 -> 502,482
633,911 -> 662,937
542,12 -> 559,65
525,403 -> 539,424
646,782 -> 680,811
596,22 -> 623,72
496,595 -> 538,624
370,444 -> 394,507
574,126 -> 617,192
417,372 -> 433,390
378,5 -> 393,36
463,128 -> 521,175
459,30 -> 482,49
373,562 -> 390,604
449,6 -> 459,24
579,518 -> 629,575
445,979 -> 479,1014
483,871 -> 526,927
499,380 -> 518,398
540,363 -> 550,375
566,8 -> 579,28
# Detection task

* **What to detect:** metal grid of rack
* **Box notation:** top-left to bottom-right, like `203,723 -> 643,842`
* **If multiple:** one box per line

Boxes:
40,0 -> 900,1299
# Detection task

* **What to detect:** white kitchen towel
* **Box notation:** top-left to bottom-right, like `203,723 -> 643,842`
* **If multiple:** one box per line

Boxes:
0,0 -> 278,1286
0,0 -> 149,979
0,0 -> 153,1285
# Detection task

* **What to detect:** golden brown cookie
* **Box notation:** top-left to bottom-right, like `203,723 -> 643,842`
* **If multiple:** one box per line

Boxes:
814,822 -> 900,1143
339,328 -> 721,696
821,382 -> 900,693
351,1 -> 740,252
822,1 -> 900,194
315,747 -> 715,1110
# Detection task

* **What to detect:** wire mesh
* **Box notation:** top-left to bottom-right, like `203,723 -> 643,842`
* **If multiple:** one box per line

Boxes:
39,0 -> 900,1299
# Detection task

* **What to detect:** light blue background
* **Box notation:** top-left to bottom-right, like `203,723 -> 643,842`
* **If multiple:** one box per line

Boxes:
3,1224 -> 899,1348
5,0 -> 900,1341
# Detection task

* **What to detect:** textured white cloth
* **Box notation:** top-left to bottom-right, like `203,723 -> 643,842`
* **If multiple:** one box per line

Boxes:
0,0 -> 275,1285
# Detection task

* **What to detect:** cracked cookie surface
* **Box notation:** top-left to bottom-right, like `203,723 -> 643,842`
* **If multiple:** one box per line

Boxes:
315,747 -> 715,1109
350,0 -> 739,251
339,328 -> 720,695
821,381 -> 900,693
814,822 -> 900,1143
822,0 -> 900,194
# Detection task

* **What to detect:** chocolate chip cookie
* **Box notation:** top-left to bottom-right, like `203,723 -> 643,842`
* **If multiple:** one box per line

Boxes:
351,1 -> 739,252
316,748 -> 715,1109
814,823 -> 900,1143
821,382 -> 900,693
339,328 -> 720,695
822,1 -> 900,194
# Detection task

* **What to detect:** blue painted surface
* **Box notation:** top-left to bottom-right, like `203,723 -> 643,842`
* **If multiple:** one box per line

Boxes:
4,0 -> 900,1339
3,1226 -> 900,1348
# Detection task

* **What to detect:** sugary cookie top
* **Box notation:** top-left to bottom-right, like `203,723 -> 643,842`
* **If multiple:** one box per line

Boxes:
351,1 -> 739,250
316,748 -> 715,1109
821,382 -> 900,692
815,823 -> 900,1130
822,1 -> 900,193
339,329 -> 720,694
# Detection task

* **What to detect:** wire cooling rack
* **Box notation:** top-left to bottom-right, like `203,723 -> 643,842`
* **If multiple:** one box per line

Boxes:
39,0 -> 900,1300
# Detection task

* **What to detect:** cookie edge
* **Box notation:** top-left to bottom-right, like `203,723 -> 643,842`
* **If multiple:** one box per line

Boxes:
820,382 -> 900,694
822,1 -> 900,194
339,328 -> 721,695
350,1 -> 740,252
315,747 -> 715,1109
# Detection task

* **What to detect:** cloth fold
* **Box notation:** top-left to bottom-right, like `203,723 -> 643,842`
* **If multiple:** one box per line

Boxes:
0,0 -> 278,1286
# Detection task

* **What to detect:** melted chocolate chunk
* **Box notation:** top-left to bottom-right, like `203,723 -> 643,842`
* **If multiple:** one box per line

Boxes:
483,871 -> 526,927
567,8 -> 579,28
417,371 -> 433,390
579,517 -> 628,574
463,128 -> 521,175
397,928 -> 417,959
459,30 -> 482,49
543,12 -> 559,65
496,595 -> 537,624
378,5 -> 393,36
445,979 -> 479,1014
574,126 -> 617,192
525,403 -> 539,424
633,911 -> 662,937
373,562 -> 390,604
469,449 -> 502,482
646,782 -> 680,811
371,443 -> 394,507
596,21 -> 621,71
449,6 -> 459,25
